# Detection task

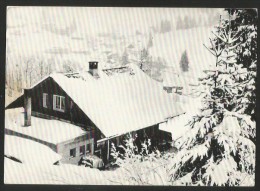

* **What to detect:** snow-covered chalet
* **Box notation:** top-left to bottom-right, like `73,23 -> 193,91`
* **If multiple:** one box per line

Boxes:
5,62 -> 184,165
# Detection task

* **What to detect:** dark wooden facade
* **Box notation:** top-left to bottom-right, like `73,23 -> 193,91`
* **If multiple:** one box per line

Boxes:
28,77 -> 102,146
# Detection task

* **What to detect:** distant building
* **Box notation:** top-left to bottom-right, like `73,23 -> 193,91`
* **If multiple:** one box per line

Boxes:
6,62 -> 184,165
163,71 -> 183,94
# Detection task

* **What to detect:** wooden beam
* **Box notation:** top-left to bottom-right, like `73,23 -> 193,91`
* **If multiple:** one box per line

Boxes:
24,88 -> 32,127
107,139 -> 110,162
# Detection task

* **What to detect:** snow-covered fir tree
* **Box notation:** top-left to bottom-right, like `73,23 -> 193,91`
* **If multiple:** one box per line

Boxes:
226,9 -> 257,124
169,9 -> 256,186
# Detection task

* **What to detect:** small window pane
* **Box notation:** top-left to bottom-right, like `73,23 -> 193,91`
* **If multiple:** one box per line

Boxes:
70,148 -> 76,157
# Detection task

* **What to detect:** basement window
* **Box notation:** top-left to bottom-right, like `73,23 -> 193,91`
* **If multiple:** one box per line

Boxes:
43,93 -> 48,108
53,95 -> 65,112
70,148 -> 76,158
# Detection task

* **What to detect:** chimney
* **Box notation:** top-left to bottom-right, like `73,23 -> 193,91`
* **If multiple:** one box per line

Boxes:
89,61 -> 99,77
24,88 -> 32,126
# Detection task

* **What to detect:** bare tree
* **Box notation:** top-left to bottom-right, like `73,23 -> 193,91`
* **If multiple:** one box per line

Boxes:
39,60 -> 45,79
24,57 -> 34,88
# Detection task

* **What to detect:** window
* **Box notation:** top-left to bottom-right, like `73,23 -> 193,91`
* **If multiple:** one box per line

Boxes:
43,93 -> 48,108
53,95 -> 65,112
70,148 -> 76,158
79,145 -> 85,155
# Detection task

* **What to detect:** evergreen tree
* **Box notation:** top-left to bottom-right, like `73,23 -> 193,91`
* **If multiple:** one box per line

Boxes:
180,50 -> 189,72
226,9 -> 257,122
170,9 -> 256,186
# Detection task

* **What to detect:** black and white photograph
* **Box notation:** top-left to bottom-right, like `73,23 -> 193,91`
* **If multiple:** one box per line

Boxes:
4,7 -> 257,186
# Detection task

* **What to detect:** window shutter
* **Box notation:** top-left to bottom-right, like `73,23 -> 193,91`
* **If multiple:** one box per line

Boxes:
43,94 -> 46,107
43,93 -> 48,108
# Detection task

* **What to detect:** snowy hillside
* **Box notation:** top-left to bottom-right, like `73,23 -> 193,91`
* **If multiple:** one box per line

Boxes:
150,27 -> 216,79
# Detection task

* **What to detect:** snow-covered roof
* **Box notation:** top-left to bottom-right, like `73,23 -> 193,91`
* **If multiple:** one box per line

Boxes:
159,96 -> 202,141
162,71 -> 199,94
4,135 -> 62,165
5,108 -> 87,144
159,114 -> 190,140
42,63 -> 184,138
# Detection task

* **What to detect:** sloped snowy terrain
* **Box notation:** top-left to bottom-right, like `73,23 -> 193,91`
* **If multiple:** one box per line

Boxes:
150,27 -> 216,80
4,157 -> 111,184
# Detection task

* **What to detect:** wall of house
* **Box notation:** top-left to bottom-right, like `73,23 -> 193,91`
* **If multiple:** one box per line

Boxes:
31,77 -> 80,122
31,76 -> 102,138
27,76 -> 106,164
57,133 -> 95,165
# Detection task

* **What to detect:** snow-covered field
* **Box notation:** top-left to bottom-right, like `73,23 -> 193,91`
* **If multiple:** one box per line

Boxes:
5,156 -> 112,184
